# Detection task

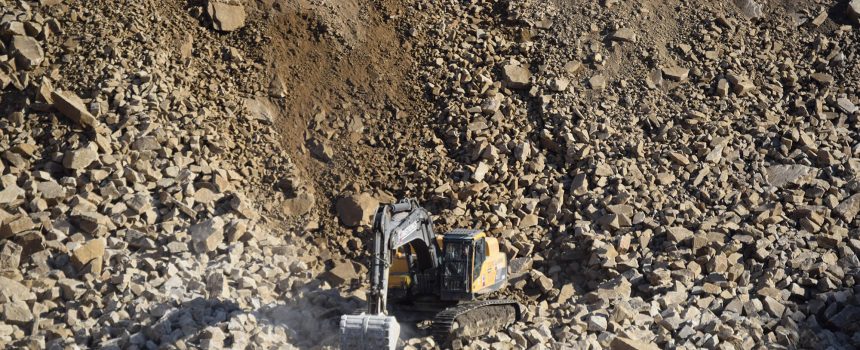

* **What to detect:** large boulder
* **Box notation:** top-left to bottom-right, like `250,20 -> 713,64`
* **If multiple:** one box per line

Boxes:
336,193 -> 379,227
10,35 -> 44,69
207,1 -> 247,32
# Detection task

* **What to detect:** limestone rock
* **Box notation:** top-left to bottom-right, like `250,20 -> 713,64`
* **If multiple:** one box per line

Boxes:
610,337 -> 660,350
502,64 -> 531,89
191,217 -> 226,253
52,90 -> 99,129
766,164 -> 816,188
71,238 -> 106,275
10,35 -> 44,69
320,260 -> 359,286
0,242 -> 22,270
336,193 -> 379,227
63,147 -> 99,170
281,192 -> 315,216
207,1 -> 247,32
834,194 -> 860,222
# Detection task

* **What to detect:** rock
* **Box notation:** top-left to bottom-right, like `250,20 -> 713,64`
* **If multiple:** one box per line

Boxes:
849,0 -> 860,20
281,192 -> 315,216
10,35 -> 44,69
585,276 -> 631,302
0,242 -> 23,270
610,337 -> 660,350
308,138 -> 334,162
519,214 -> 539,228
531,271 -> 554,293
190,217 -> 226,253
473,162 -> 490,182
765,164 -> 817,188
336,193 -> 379,227
834,194 -> 860,222
2,300 -> 33,325
829,305 -> 860,331
662,67 -> 690,82
63,147 -> 99,170
548,77 -> 570,92
0,276 -> 32,302
71,238 -> 106,275
502,64 -> 531,89
589,75 -> 607,91
71,211 -> 108,234
564,60 -> 583,74
0,215 -> 35,239
610,28 -> 637,42
0,184 -> 24,205
557,283 -> 574,304
320,260 -> 359,286
666,226 -> 693,243
586,315 -> 607,332
52,90 -> 99,129
837,98 -> 858,114
207,1 -> 247,32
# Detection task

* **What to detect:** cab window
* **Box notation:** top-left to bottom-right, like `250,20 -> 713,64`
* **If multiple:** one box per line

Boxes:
473,238 -> 487,274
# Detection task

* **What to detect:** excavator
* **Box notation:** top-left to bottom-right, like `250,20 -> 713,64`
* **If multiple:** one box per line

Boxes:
340,198 -> 523,349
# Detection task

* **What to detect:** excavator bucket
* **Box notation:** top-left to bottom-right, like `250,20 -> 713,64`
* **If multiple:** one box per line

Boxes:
339,314 -> 400,350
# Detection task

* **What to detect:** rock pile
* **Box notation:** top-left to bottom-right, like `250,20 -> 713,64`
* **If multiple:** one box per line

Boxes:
0,1 -> 343,349
330,0 -> 860,349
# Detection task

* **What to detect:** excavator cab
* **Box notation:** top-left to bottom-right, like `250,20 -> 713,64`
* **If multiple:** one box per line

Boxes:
440,230 -> 509,300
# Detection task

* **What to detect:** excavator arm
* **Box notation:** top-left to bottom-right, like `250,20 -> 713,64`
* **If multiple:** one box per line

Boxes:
341,198 -> 439,350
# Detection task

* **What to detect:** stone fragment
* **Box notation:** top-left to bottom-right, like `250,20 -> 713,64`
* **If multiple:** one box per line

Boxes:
666,226 -> 693,243
589,75 -> 606,91
321,260 -> 359,286
564,60 -> 583,74
587,315 -> 607,332
765,164 -> 816,188
610,28 -> 637,42
2,300 -> 33,325
849,0 -> 860,20
207,1 -> 247,32
281,192 -> 315,216
662,67 -> 689,82
834,194 -> 860,222
502,64 -> 531,89
10,35 -> 44,69
473,162 -> 490,182
0,185 -> 24,205
0,242 -> 23,270
549,77 -> 570,92
52,90 -> 99,129
0,276 -> 32,301
610,337 -> 659,350
336,193 -> 379,227
71,239 -> 106,275
0,215 -> 35,239
63,147 -> 98,170
190,217 -> 225,253
308,138 -> 333,162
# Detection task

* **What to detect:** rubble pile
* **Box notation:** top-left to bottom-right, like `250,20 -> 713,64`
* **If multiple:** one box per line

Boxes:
3,0 -> 860,349
0,0 -> 340,349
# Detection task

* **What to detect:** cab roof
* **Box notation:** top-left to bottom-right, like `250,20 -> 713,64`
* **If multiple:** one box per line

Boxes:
444,229 -> 484,240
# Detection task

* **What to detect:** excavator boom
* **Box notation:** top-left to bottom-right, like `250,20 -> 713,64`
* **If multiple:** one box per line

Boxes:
341,199 -> 438,350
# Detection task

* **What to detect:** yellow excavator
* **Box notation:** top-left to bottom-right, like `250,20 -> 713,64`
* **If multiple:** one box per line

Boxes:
340,199 -> 523,349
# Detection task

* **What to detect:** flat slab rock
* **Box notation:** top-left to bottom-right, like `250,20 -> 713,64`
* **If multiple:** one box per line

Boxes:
765,164 -> 817,188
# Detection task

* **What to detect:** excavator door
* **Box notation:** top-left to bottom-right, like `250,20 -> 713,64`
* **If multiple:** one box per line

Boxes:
440,238 -> 472,300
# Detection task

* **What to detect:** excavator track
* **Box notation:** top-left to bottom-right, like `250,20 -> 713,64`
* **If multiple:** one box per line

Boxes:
431,300 -> 522,346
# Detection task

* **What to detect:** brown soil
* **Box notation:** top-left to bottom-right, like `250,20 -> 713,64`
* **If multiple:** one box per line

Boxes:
261,0 -> 431,254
